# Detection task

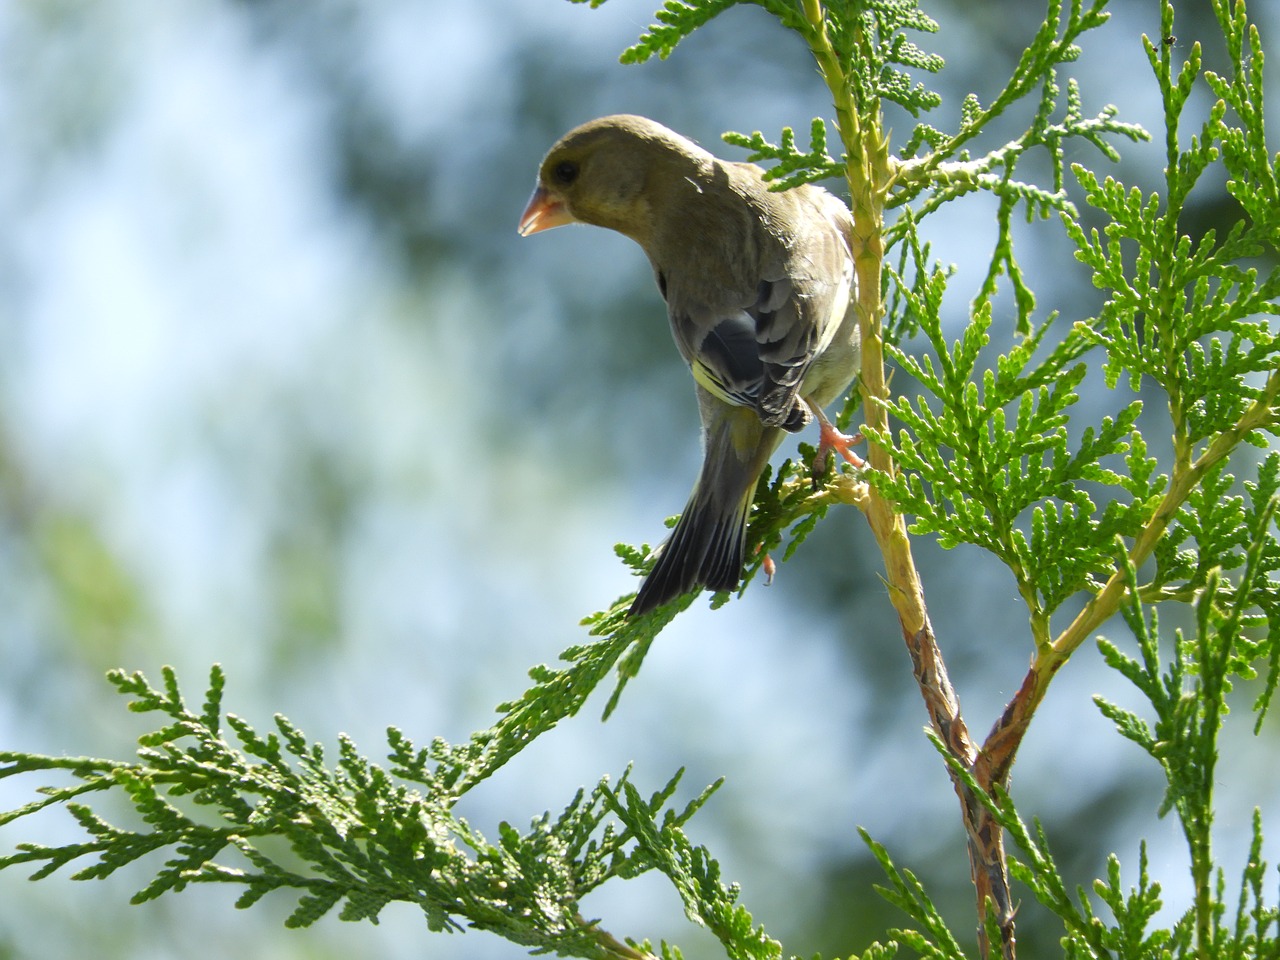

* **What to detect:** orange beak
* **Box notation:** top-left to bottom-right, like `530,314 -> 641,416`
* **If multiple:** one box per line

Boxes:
517,186 -> 575,236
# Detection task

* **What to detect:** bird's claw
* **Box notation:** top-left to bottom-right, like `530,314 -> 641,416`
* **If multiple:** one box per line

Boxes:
811,421 -> 866,481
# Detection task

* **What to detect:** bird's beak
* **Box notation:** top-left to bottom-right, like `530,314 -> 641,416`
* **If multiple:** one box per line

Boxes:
518,186 -> 575,236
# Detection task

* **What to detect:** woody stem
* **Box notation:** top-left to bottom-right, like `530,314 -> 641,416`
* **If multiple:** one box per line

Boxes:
804,6 -> 1014,957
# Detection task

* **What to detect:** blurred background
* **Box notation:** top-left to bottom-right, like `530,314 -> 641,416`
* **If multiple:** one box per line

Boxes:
0,1 -> 1277,958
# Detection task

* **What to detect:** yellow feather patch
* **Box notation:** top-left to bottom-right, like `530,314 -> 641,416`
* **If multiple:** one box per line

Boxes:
691,359 -> 745,408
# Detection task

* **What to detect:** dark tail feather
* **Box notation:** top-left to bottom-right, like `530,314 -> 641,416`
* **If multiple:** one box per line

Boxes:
629,488 -> 750,616
629,419 -> 782,617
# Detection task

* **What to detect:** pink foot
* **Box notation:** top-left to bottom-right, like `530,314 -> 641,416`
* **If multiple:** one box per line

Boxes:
816,419 -> 866,469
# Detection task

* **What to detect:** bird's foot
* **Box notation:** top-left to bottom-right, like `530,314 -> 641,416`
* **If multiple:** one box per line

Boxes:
804,398 -> 866,477
813,420 -> 866,473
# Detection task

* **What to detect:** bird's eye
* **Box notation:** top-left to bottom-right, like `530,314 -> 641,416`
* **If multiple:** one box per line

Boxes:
552,160 -> 579,185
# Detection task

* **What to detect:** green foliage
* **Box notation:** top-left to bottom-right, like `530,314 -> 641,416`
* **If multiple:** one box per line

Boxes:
4,0 -> 1280,959
722,120 -> 845,191
609,781 -> 781,960
892,7 -> 1148,332
0,665 -> 721,959
863,0 -> 1280,643
866,293 -> 1152,624
1094,534 -> 1280,954
921,723 -> 1279,960
860,826 -> 966,960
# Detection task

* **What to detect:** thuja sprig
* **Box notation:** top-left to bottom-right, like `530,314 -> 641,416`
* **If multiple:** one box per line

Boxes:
578,0 -> 945,192
1093,530 -> 1280,957
872,0 -> 1280,685
887,0 -> 1150,308
721,120 -> 844,191
582,0 -> 945,122
0,665 -> 722,960
859,826 -> 967,960
893,0 -> 1129,172
883,0 -> 1148,333
608,781 -> 784,960
861,278 -> 1153,634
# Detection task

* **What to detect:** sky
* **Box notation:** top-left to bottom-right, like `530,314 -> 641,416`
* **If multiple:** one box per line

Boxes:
0,2 -> 1277,959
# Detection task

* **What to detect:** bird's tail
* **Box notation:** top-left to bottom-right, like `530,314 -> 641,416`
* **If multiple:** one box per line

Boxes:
630,408 -> 783,616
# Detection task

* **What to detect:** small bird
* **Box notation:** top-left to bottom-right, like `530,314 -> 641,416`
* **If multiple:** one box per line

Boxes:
519,115 -> 862,616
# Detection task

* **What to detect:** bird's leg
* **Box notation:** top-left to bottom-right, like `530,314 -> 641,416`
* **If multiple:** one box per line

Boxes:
807,400 -> 865,472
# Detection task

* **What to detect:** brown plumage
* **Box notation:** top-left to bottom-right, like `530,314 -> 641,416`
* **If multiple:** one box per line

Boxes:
520,115 -> 861,616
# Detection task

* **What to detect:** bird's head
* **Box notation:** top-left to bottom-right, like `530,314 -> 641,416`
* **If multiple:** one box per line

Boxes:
518,114 -> 711,243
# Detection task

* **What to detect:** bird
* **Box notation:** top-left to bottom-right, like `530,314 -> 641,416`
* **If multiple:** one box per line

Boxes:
518,114 -> 862,617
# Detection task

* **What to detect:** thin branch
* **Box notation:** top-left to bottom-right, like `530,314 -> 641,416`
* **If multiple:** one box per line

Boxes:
977,366 -> 1280,788
802,6 -> 1017,956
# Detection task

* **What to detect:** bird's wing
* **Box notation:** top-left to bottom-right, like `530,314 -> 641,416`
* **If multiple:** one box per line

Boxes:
664,196 -> 853,432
